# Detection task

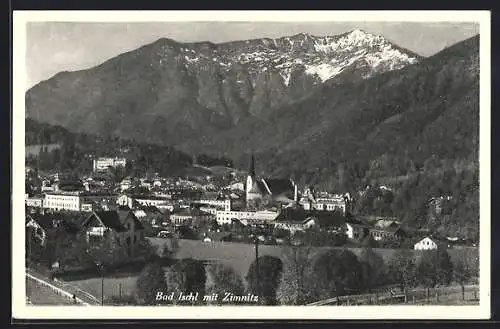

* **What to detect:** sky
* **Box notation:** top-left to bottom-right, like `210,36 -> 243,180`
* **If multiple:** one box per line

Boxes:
25,21 -> 479,89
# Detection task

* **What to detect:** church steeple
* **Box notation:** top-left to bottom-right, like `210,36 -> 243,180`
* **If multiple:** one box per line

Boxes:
249,152 -> 256,177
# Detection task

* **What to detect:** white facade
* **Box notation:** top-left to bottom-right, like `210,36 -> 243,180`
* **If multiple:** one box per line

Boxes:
299,195 -> 348,214
26,197 -> 44,208
312,197 -> 347,213
117,194 -> 171,208
135,198 -> 169,207
44,192 -> 82,211
414,237 -> 439,250
216,209 -> 278,225
93,157 -> 127,172
345,223 -> 365,240
193,199 -> 231,211
274,221 -> 309,233
81,203 -> 94,212
200,206 -> 219,215
44,192 -> 117,212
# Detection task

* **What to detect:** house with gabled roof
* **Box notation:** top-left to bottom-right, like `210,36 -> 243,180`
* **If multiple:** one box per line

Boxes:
414,236 -> 440,250
345,215 -> 370,241
80,209 -> 144,257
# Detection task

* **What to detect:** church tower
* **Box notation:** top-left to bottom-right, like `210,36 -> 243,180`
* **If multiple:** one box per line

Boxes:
245,153 -> 256,203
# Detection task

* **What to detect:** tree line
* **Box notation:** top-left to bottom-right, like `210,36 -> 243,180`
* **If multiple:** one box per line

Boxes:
25,118 -> 233,178
128,245 -> 478,306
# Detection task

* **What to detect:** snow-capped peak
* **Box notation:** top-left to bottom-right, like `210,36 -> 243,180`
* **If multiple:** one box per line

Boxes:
169,29 -> 418,87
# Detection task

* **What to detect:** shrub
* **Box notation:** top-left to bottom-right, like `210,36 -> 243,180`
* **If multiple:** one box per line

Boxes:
135,261 -> 168,305
308,249 -> 365,301
165,258 -> 206,305
245,256 -> 283,305
205,262 -> 245,305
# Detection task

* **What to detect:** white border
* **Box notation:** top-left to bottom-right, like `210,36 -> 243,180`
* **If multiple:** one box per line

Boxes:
12,10 -> 491,320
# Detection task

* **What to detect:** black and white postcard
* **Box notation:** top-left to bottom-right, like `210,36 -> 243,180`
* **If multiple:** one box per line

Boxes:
12,10 -> 491,320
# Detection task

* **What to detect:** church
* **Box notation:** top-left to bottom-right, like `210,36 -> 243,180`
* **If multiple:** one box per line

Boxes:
244,154 -> 298,208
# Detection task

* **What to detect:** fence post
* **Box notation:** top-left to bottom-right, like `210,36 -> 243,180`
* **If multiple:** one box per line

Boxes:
435,289 -> 439,303
412,295 -> 415,304
404,288 -> 408,303
461,285 -> 465,301
426,288 -> 430,303
474,289 -> 477,301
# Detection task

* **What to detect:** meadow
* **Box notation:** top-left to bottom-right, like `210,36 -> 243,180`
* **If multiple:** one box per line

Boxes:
64,238 -> 479,303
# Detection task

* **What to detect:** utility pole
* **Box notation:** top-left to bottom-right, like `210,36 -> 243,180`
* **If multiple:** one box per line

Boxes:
101,271 -> 104,306
27,227 -> 32,268
96,262 -> 104,306
255,237 -> 260,304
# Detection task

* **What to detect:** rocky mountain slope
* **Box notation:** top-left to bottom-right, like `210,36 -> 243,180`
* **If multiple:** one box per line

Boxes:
26,29 -> 420,146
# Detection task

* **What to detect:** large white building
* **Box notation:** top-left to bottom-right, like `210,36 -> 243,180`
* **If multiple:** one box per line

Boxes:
43,191 -> 118,212
215,209 -> 279,225
93,157 -> 127,172
299,188 -> 351,215
44,191 -> 83,211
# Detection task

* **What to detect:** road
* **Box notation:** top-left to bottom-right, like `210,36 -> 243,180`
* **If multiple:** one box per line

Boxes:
26,277 -> 76,305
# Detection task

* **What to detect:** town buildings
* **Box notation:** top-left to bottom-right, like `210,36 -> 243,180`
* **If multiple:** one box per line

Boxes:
244,154 -> 298,206
274,208 -> 346,234
169,208 -> 213,228
92,157 -> 127,172
43,191 -> 118,212
216,209 -> 279,226
299,187 -> 351,215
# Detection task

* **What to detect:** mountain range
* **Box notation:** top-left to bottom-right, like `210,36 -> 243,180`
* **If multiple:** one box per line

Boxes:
25,30 -> 479,183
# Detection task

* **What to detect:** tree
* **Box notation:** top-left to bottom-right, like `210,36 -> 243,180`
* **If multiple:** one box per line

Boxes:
135,238 -> 162,262
359,247 -> 387,291
84,235 -> 128,267
276,245 -> 314,305
205,262 -> 245,305
246,256 -> 283,305
416,248 -> 454,288
388,249 -> 417,292
308,249 -> 365,301
25,226 -> 45,266
435,248 -> 454,286
135,261 -> 168,305
453,258 -> 472,300
416,251 -> 438,288
165,258 -> 206,305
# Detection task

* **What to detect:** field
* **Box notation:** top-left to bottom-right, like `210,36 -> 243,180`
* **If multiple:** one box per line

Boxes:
26,277 -> 75,305
149,238 -> 479,279
62,239 -> 479,304
68,275 -> 138,302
